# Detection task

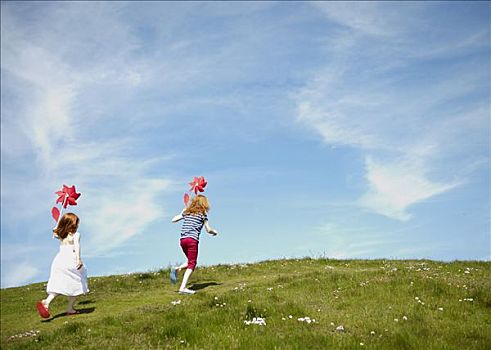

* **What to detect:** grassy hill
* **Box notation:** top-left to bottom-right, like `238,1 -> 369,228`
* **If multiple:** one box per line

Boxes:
1,258 -> 490,349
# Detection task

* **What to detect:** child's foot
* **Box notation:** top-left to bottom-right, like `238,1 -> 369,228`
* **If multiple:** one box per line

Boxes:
178,288 -> 196,295
170,268 -> 178,284
66,309 -> 80,316
36,301 -> 50,318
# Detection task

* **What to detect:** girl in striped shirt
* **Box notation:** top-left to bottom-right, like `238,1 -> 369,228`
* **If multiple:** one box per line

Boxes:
170,195 -> 218,294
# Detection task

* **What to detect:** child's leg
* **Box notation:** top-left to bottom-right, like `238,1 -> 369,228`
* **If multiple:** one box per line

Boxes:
176,239 -> 189,274
179,238 -> 198,292
176,262 -> 188,272
43,293 -> 58,308
170,262 -> 187,284
170,241 -> 194,284
67,296 -> 77,312
179,268 -> 194,291
37,292 -> 57,318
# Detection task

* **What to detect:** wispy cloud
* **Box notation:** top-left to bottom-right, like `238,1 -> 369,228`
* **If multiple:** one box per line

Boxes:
310,217 -> 434,259
83,178 -> 173,255
312,2 -> 423,38
295,2 -> 489,220
1,39 -> 76,164
3,262 -> 40,288
358,157 -> 460,221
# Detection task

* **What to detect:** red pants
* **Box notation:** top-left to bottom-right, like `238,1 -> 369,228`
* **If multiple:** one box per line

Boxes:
180,238 -> 199,270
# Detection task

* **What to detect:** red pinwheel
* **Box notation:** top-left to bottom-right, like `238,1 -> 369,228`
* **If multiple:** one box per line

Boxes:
56,185 -> 81,208
51,184 -> 81,222
183,176 -> 207,205
189,176 -> 207,194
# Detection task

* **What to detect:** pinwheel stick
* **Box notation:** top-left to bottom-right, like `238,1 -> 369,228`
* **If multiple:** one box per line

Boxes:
58,196 -> 67,223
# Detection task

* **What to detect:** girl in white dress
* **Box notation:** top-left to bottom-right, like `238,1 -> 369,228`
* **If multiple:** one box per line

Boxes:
36,213 -> 89,318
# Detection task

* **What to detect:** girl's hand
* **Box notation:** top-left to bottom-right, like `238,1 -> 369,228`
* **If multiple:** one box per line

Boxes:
76,261 -> 84,270
209,229 -> 218,236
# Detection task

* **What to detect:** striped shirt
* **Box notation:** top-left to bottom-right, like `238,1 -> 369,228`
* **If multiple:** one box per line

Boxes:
180,213 -> 208,242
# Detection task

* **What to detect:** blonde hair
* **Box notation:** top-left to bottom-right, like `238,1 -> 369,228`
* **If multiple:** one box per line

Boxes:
53,213 -> 79,240
184,195 -> 210,215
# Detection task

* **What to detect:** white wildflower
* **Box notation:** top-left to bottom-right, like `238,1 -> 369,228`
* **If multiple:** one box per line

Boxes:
297,316 -> 313,324
336,325 -> 345,332
244,317 -> 266,326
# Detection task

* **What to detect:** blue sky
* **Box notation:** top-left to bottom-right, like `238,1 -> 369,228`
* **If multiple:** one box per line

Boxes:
1,1 -> 489,288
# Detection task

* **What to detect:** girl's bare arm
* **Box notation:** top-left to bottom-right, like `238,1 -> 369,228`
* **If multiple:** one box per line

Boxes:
171,214 -> 183,223
171,208 -> 187,223
74,232 -> 83,269
204,221 -> 218,236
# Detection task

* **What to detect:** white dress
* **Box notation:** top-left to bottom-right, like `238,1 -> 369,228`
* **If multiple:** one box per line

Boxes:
46,232 -> 89,296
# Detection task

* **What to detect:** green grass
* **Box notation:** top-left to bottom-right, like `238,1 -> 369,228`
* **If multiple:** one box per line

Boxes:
1,258 -> 490,349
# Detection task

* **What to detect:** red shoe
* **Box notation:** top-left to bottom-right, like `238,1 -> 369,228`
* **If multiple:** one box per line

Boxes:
36,301 -> 50,318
